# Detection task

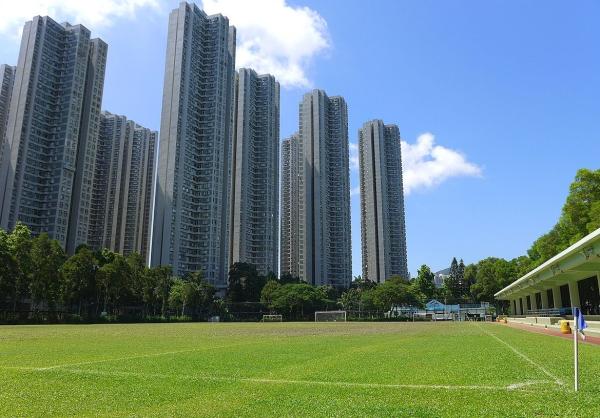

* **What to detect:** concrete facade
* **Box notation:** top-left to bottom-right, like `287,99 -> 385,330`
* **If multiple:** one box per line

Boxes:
229,69 -> 280,276
151,2 -> 236,287
358,120 -> 408,282
89,112 -> 156,261
0,65 -> 16,162
0,16 -> 106,251
280,133 -> 300,278
297,90 -> 352,287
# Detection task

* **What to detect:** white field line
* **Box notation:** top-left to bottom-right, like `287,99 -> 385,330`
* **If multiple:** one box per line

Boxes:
2,366 -> 557,392
3,341 -> 258,371
475,323 -> 564,387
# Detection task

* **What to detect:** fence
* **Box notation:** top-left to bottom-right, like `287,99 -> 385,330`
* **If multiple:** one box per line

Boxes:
524,307 -> 571,317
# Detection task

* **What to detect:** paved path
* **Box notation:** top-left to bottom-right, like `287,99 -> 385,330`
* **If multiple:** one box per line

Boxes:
501,321 -> 600,346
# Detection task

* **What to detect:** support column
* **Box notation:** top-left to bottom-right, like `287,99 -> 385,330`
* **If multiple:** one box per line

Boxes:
530,293 -> 538,311
568,280 -> 580,308
541,290 -> 549,309
517,298 -> 523,315
552,286 -> 562,308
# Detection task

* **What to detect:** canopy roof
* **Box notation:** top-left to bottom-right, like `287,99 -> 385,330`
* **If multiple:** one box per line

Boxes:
495,227 -> 600,300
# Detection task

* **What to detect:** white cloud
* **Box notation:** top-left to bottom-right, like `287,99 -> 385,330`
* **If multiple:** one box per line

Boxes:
0,0 -> 160,39
2,0 -> 329,88
401,133 -> 482,195
349,142 -> 359,171
201,0 -> 330,88
350,186 -> 360,198
349,132 -> 482,196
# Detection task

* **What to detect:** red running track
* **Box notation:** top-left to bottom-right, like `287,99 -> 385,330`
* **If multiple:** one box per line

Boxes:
499,321 -> 600,346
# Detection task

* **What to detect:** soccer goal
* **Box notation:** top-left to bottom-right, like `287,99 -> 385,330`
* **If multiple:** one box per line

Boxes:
262,314 -> 283,322
314,310 -> 347,322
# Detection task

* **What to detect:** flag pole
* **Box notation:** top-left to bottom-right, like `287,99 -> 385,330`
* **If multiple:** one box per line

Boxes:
574,308 -> 579,392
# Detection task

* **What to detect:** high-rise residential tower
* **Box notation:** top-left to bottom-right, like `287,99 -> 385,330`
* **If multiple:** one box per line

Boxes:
0,65 -> 16,160
89,112 -> 157,261
358,120 -> 408,282
297,90 -> 352,288
0,16 -> 107,251
280,133 -> 300,279
229,68 -> 280,276
151,2 -> 236,287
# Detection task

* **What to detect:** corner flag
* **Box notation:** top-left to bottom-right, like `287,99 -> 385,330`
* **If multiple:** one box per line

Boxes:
573,307 -> 588,339
572,307 -> 588,391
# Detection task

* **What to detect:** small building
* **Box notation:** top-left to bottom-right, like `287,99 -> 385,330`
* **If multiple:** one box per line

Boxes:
385,300 -> 491,321
425,299 -> 491,321
426,299 -> 458,312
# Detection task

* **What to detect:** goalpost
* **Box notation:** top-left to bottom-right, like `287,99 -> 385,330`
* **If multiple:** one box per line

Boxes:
261,314 -> 283,322
314,310 -> 347,322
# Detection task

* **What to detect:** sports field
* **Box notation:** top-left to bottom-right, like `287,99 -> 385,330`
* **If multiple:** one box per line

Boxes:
1,322 -> 599,417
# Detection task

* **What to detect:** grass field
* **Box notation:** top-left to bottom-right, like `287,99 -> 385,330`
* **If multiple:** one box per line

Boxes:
1,322 -> 599,417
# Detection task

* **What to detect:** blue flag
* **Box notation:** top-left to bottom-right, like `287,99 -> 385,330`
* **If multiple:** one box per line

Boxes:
573,307 -> 588,335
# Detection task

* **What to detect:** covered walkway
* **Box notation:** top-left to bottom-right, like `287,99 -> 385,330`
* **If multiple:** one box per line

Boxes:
495,227 -> 600,317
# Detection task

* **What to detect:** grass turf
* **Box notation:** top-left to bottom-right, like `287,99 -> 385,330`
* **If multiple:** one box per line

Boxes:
1,322 -> 599,417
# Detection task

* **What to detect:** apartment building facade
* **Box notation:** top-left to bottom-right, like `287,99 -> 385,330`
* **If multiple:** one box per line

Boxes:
0,16 -> 107,251
151,2 -> 236,287
358,120 -> 408,282
229,68 -> 280,276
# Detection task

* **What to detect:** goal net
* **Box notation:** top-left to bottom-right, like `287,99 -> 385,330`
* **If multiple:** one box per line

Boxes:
262,314 -> 283,322
314,310 -> 347,322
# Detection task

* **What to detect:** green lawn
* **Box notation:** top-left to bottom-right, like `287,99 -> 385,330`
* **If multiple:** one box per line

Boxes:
1,322 -> 599,417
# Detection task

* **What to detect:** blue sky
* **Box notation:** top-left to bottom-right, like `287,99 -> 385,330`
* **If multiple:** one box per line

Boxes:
1,0 -> 599,278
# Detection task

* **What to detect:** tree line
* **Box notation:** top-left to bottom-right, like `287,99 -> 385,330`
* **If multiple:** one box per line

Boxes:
0,223 -> 434,323
0,223 -> 213,322
1,168 -> 597,322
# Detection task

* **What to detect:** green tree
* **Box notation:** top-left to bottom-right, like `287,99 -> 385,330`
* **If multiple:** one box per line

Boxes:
372,276 -> 418,311
527,169 -> 600,270
126,252 -> 148,305
457,259 -> 466,296
260,280 -> 281,307
527,224 -> 570,268
0,230 -> 17,306
227,262 -> 266,302
193,276 -> 216,317
150,265 -> 172,317
339,287 -> 361,311
511,255 -> 534,279
463,264 -> 478,302
562,168 -> 600,239
29,233 -> 65,311
269,283 -> 327,320
317,285 -> 338,303
180,270 -> 216,318
59,246 -> 98,316
413,264 -> 436,301
7,222 -> 33,310
586,201 -> 600,232
168,278 -> 197,317
470,257 -> 516,303
360,288 -> 378,311
97,253 -> 131,314
443,257 -> 461,302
